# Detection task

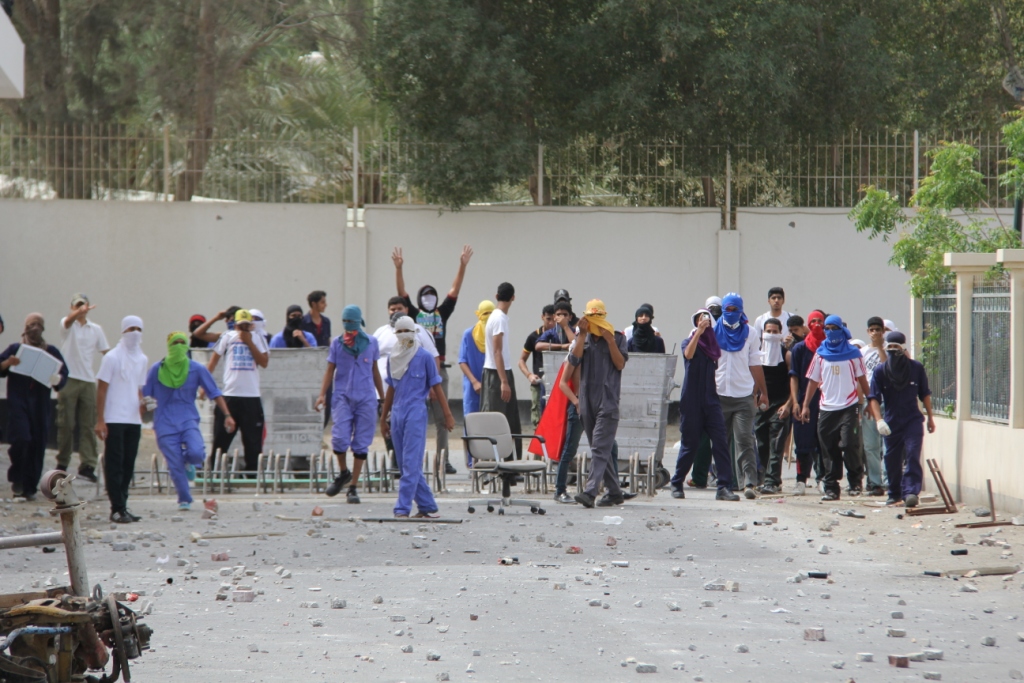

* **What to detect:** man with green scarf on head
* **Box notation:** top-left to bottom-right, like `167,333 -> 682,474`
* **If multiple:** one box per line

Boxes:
143,332 -> 236,510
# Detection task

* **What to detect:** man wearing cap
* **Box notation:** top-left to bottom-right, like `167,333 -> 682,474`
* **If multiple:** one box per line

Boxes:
207,309 -> 270,474
867,331 -> 935,508
56,294 -> 110,482
392,245 -> 473,475
799,314 -> 870,501
569,299 -> 629,508
190,306 -> 243,347
95,316 -> 147,523
188,315 -> 208,349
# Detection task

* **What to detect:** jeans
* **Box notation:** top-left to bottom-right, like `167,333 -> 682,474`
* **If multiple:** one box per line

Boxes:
861,408 -> 884,489
555,402 -> 584,495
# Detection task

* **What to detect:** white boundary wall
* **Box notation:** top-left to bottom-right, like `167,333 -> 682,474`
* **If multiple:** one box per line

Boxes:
1,201 -> 911,397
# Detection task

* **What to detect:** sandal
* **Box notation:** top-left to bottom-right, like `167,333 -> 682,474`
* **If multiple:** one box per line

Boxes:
413,511 -> 440,519
394,513 -> 410,519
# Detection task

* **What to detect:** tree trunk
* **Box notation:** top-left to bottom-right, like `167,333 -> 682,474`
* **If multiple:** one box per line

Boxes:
702,176 -> 717,207
176,0 -> 217,201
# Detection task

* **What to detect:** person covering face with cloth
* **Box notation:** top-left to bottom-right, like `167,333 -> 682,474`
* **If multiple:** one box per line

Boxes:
627,304 -> 665,353
144,333 -> 236,510
670,309 -> 740,501
0,314 -> 69,501
458,301 -> 494,417
799,315 -> 870,501
94,316 -> 148,523
315,305 -> 383,504
713,293 -> 770,499
380,316 -> 454,518
867,331 -> 935,508
755,317 -> 793,494
569,300 -> 629,508
270,305 -> 317,348
787,309 -> 826,493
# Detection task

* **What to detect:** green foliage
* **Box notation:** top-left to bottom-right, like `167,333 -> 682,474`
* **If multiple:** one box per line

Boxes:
999,112 -> 1024,199
851,130 -> 1023,298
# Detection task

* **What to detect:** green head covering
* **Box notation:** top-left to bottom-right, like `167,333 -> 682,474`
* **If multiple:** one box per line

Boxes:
158,332 -> 191,389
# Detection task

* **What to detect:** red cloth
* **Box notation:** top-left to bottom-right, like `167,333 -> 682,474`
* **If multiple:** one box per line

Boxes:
529,364 -> 574,461
804,310 -> 826,353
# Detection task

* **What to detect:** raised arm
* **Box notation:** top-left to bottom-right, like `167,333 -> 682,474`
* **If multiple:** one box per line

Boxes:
192,310 -> 227,344
448,245 -> 473,299
392,247 -> 409,299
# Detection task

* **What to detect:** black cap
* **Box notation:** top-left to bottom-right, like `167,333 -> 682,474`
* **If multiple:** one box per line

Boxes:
553,289 -> 571,304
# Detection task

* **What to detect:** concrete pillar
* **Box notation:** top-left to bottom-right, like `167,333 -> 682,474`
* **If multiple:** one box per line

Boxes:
996,249 -> 1024,429
909,297 -> 923,360
944,252 -> 996,422
344,211 -> 368,312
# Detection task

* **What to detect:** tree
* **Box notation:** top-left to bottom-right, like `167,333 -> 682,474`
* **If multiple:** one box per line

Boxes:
849,118 -> 1024,298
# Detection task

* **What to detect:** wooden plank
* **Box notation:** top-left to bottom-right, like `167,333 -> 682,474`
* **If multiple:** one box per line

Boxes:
943,565 -> 1019,577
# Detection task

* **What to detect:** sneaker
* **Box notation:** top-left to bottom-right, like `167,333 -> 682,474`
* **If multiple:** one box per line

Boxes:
346,488 -> 361,504
555,492 -> 575,504
794,482 -> 806,496
574,492 -> 596,508
11,483 -> 23,497
821,491 -> 839,501
744,486 -> 757,499
77,466 -> 98,483
186,465 -> 196,482
178,502 -> 191,511
596,493 -> 625,507
685,478 -> 705,489
110,511 -> 133,524
846,486 -> 863,497
671,487 -> 685,499
124,509 -> 142,522
413,511 -> 440,519
867,486 -> 886,497
326,470 -> 353,497
759,484 -> 780,494
444,462 -> 457,475
905,493 -> 919,509
716,489 -> 740,502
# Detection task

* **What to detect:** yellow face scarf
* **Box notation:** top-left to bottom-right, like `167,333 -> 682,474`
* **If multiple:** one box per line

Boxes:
472,300 -> 495,352
584,299 -> 616,338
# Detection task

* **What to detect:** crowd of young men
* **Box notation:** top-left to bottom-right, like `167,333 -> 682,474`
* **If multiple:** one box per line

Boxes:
1,268 -> 935,520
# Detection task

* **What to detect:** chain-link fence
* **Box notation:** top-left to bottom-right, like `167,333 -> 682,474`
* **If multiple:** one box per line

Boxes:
971,274 -> 1011,422
0,124 -> 1016,207
922,285 -> 957,415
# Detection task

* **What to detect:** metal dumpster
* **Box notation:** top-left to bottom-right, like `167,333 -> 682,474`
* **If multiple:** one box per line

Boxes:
540,350 -> 678,468
191,347 -> 327,457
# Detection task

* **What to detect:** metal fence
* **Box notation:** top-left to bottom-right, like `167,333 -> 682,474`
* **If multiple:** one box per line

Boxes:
922,285 -> 957,415
0,124 -> 1015,207
971,274 -> 1011,422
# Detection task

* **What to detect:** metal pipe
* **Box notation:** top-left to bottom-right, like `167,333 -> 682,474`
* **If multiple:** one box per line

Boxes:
0,626 -> 72,652
58,507 -> 89,597
725,149 -> 732,230
0,531 -> 63,550
913,130 -> 920,195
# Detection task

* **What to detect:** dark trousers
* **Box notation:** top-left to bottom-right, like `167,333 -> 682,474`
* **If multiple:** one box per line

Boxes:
481,368 -> 522,457
816,404 -> 864,495
211,396 -> 265,471
792,398 -> 820,483
884,421 -> 925,500
104,423 -> 140,513
687,432 -> 713,487
756,397 -> 792,487
672,403 -> 734,493
8,438 -> 46,497
555,402 -> 585,495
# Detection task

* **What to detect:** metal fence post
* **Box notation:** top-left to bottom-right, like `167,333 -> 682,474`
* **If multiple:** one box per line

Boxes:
912,130 -> 920,196
537,144 -> 544,206
352,126 -> 359,217
163,125 -> 171,201
725,149 -> 732,229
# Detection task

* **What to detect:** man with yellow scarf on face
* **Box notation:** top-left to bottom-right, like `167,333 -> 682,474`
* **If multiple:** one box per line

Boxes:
568,300 -> 630,508
458,301 -> 495,418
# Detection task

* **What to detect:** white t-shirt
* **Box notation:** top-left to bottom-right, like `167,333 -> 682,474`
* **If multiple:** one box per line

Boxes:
373,324 -> 439,394
806,354 -> 866,412
715,332 -> 762,398
861,346 -> 884,377
214,331 -> 269,397
96,351 -> 147,424
59,318 -> 110,383
484,309 -> 512,370
753,310 -> 791,340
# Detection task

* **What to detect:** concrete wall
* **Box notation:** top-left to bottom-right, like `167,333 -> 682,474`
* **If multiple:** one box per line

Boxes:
1,201 -> 912,397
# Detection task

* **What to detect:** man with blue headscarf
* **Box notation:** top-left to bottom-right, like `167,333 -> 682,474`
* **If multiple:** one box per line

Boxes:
713,293 -> 770,499
798,315 -> 870,501
316,305 -> 384,503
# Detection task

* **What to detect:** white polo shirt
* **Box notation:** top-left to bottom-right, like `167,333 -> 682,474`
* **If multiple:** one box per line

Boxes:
59,318 -> 110,383
715,333 -> 762,398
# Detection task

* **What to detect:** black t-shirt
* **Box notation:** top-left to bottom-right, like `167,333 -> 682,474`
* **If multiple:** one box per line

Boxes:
763,361 -> 791,403
523,327 -> 545,375
403,294 -> 457,359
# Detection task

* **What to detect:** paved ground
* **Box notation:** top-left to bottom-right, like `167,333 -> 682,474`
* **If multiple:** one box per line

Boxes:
2,444 -> 1023,682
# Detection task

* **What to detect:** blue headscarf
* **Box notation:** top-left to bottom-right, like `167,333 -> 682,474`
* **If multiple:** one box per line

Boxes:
340,304 -> 369,356
713,293 -> 749,352
815,315 -> 862,361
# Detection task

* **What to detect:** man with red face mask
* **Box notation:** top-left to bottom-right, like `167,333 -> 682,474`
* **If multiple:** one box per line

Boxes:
786,310 -> 826,495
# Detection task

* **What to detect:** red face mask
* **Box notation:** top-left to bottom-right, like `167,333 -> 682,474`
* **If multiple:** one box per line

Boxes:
805,312 -> 827,352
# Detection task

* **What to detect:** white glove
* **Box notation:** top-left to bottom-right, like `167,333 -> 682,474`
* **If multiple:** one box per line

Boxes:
143,396 -> 158,411
49,373 -> 62,387
876,419 -> 891,437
